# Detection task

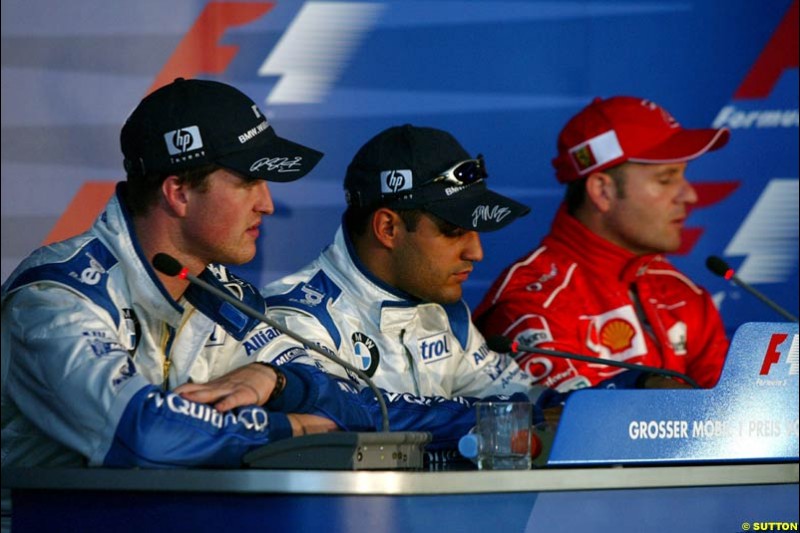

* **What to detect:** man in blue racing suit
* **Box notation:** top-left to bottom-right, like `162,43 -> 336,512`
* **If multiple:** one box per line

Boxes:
257,125 -> 550,422
1,78 -> 356,476
1,81 -> 527,495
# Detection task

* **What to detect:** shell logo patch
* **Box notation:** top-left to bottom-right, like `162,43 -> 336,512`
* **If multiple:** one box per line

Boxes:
599,318 -> 636,354
585,305 -> 647,361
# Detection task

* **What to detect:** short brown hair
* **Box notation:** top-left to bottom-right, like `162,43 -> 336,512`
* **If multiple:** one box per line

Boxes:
564,164 -> 627,215
125,163 -> 220,216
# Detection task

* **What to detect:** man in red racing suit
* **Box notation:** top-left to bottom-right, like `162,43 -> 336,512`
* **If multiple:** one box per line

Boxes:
474,96 -> 730,392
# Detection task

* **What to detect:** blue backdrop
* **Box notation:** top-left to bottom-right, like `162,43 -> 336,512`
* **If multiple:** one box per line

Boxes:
2,0 -> 797,335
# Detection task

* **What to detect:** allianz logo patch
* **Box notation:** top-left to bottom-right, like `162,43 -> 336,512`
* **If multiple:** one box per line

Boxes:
418,332 -> 452,364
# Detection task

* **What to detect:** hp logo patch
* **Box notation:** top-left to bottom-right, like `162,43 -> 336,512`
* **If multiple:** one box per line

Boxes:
164,126 -> 203,155
380,169 -> 412,194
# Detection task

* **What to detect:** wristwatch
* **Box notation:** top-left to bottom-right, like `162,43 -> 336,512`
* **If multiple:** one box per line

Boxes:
257,362 -> 287,403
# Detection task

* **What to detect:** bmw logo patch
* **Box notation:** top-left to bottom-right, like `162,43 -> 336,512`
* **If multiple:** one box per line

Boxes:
352,331 -> 380,377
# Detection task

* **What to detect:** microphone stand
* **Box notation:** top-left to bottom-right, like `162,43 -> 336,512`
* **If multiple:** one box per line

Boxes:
154,254 -> 431,470
500,338 -> 700,389
725,274 -> 798,323
706,255 -> 798,323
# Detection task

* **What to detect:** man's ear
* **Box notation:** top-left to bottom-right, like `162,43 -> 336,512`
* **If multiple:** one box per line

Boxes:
371,207 -> 403,250
584,172 -> 616,213
161,175 -> 190,217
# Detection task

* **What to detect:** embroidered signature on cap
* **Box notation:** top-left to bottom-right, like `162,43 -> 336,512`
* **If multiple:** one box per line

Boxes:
472,205 -> 511,227
250,156 -> 303,173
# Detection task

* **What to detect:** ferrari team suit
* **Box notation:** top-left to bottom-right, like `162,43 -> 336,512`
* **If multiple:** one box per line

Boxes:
473,207 -> 728,392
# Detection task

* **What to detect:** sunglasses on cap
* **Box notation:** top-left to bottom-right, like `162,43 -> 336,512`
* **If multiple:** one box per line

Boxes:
429,155 -> 487,186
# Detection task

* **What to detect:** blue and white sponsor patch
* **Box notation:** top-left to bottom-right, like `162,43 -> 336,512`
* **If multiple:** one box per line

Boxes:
470,343 -> 491,368
243,327 -> 282,357
82,331 -> 125,357
291,284 -> 325,307
149,389 -> 270,432
270,346 -> 307,366
418,332 -> 453,364
111,358 -> 137,387
483,357 -> 506,380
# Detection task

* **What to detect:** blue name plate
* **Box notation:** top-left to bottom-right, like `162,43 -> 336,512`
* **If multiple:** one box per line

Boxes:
547,322 -> 799,465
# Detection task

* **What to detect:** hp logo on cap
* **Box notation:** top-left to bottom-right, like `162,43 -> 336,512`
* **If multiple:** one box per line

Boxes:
164,126 -> 204,156
380,169 -> 413,194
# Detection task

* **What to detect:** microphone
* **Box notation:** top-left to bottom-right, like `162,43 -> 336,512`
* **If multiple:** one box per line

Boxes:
486,335 -> 700,389
152,253 -> 390,430
706,256 -> 798,323
152,253 -> 431,470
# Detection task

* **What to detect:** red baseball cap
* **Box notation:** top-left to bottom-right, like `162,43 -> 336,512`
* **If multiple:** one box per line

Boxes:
551,96 -> 730,183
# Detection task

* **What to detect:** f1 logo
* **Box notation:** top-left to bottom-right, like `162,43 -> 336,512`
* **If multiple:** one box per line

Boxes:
759,333 -> 799,376
760,333 -> 787,375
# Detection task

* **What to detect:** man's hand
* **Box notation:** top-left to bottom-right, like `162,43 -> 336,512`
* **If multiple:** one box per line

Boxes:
175,363 -> 277,412
542,405 -> 563,426
287,413 -> 339,437
642,375 -> 694,389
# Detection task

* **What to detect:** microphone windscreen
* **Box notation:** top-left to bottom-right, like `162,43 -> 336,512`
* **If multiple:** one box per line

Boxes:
705,255 -> 731,277
486,335 -> 514,354
153,253 -> 183,277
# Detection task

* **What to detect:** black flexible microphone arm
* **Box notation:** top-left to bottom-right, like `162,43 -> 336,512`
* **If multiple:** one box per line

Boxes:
152,253 -> 391,432
487,335 -> 700,389
706,255 -> 798,323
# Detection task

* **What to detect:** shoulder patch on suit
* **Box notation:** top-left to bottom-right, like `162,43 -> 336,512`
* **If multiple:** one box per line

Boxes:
264,270 -> 343,348
6,239 -> 120,325
185,265 -> 267,341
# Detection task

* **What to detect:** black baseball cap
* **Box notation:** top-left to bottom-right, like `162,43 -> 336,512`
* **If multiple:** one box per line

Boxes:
121,78 -> 323,181
344,125 -> 530,232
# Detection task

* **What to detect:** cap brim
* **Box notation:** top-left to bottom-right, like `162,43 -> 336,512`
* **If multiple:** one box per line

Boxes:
629,127 -> 730,164
424,184 -> 531,232
217,130 -> 324,182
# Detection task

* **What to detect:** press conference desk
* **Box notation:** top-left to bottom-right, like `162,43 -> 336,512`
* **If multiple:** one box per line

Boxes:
4,322 -> 798,532
3,463 -> 798,533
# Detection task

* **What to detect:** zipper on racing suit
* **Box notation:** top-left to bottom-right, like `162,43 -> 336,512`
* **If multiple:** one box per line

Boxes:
161,324 -> 176,390
399,328 -> 421,396
629,284 -> 657,343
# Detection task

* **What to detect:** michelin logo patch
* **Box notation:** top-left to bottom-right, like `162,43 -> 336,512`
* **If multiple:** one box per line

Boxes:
270,346 -> 307,366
